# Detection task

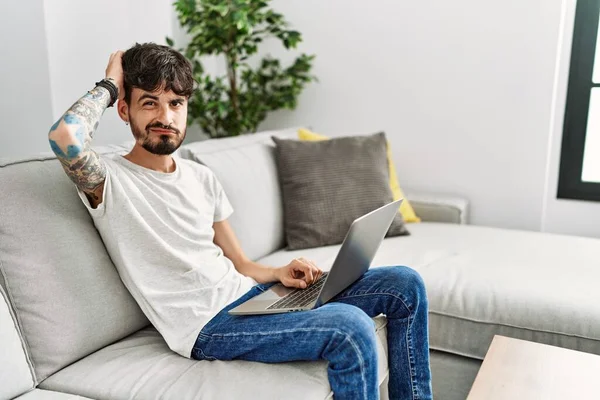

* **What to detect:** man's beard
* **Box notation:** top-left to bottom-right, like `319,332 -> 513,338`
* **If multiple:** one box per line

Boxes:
130,118 -> 186,155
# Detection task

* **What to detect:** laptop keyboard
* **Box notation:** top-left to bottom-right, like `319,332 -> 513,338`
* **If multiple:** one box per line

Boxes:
267,272 -> 329,310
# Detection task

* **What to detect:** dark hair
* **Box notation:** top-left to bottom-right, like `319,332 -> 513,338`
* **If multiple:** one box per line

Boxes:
122,42 -> 195,104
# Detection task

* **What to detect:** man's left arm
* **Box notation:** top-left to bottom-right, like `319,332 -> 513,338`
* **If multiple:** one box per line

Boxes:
212,220 -> 277,284
212,220 -> 323,288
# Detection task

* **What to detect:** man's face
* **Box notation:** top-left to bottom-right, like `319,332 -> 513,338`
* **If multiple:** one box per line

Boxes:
127,87 -> 188,155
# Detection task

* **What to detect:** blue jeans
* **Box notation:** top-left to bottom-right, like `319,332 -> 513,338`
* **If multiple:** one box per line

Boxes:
191,266 -> 433,399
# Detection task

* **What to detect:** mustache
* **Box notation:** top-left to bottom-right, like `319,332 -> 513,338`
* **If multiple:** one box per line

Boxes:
146,122 -> 180,135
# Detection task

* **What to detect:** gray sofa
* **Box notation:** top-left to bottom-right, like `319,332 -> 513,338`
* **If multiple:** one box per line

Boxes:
2,128 -> 600,400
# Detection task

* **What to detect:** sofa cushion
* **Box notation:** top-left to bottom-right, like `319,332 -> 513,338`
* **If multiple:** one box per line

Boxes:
0,143 -> 149,381
298,128 -> 421,223
16,389 -> 92,400
412,224 -> 600,360
0,285 -> 35,399
178,128 -> 297,261
258,223 -> 600,360
39,320 -> 388,400
272,132 -> 408,250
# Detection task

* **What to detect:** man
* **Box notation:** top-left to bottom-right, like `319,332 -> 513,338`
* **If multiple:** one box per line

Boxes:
48,43 -> 433,399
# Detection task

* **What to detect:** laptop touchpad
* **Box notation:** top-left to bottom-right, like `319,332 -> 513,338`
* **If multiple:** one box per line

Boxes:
259,283 -> 296,301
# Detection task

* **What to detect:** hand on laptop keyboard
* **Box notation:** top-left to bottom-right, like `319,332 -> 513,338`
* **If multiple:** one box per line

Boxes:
274,257 -> 324,289
267,273 -> 329,310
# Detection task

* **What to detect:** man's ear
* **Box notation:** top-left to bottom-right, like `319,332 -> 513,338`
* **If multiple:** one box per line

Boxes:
117,99 -> 129,123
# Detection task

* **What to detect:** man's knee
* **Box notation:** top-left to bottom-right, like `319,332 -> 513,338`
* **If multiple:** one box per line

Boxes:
397,265 -> 426,291
320,303 -> 378,346
379,266 -> 428,311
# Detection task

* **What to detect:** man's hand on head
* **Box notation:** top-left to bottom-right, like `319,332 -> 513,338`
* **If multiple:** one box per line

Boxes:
105,50 -> 125,100
275,257 -> 324,289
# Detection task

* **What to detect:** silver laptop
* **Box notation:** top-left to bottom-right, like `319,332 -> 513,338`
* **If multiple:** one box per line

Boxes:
229,199 -> 403,315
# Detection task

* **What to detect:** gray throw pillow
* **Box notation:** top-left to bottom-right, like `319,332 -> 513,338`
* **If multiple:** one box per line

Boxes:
272,132 -> 409,250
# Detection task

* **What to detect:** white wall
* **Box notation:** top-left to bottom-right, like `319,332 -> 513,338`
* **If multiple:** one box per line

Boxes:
0,0 -> 213,157
1,0 -> 598,237
258,0 -> 566,232
42,0 -> 175,148
541,0 -> 600,238
0,0 -> 54,158
0,0 -> 235,158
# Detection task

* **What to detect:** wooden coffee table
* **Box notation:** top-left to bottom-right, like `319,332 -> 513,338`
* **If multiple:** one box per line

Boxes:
467,335 -> 600,399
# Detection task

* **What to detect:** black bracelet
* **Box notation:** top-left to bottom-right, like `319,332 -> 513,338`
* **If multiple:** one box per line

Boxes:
95,79 -> 118,107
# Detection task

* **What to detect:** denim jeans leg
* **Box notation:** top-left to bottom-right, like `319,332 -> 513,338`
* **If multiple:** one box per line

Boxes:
331,266 -> 433,400
192,283 -> 380,399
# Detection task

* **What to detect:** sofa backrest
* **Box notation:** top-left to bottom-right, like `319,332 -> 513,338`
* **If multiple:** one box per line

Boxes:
0,144 -> 149,382
179,128 -> 298,261
0,284 -> 35,399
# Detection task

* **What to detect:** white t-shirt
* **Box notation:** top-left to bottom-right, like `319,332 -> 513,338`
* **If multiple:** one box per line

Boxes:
77,154 -> 256,358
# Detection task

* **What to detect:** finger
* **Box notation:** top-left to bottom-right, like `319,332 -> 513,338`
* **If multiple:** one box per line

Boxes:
303,258 -> 320,271
296,264 -> 313,284
316,269 -> 323,281
306,263 -> 317,285
303,259 -> 322,282
285,278 -> 307,289
310,266 -> 319,283
308,259 -> 322,275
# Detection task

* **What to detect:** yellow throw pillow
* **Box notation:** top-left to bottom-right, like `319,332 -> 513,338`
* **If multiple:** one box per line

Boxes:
298,128 -> 421,223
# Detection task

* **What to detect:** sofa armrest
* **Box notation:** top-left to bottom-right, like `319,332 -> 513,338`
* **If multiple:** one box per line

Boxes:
407,192 -> 469,225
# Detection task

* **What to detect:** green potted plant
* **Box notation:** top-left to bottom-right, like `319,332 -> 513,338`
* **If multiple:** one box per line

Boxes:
167,0 -> 316,138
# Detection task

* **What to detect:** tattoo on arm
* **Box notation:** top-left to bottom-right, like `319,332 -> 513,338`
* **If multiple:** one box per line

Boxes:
48,86 -> 111,191
57,151 -> 106,194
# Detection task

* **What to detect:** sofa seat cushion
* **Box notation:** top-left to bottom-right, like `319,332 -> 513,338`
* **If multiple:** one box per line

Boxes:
16,389 -> 92,399
258,222 -> 600,360
39,321 -> 389,400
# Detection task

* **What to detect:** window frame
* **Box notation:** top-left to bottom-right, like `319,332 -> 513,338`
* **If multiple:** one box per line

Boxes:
558,0 -> 600,202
